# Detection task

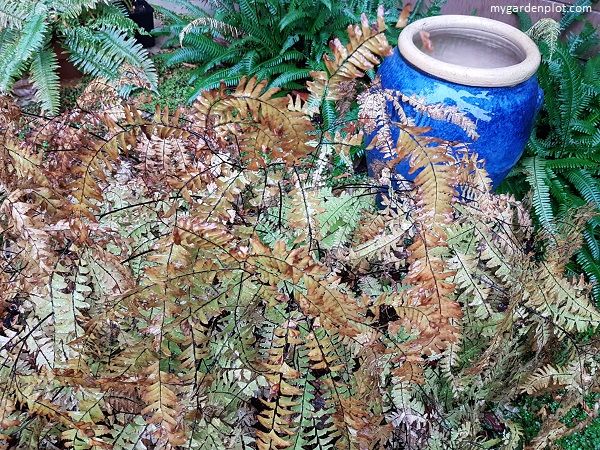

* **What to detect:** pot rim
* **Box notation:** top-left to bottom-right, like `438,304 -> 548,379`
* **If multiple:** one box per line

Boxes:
398,15 -> 541,87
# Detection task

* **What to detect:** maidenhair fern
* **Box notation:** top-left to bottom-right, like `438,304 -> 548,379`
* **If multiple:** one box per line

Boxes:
0,10 -> 599,450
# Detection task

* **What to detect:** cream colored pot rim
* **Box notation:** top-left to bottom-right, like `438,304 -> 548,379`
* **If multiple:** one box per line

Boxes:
397,15 -> 541,87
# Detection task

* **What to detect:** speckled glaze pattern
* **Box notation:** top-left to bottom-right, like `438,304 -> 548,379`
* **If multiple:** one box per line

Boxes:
366,47 -> 544,188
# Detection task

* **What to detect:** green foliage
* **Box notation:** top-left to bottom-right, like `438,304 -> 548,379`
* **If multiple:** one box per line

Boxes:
0,12 -> 599,450
510,392 -> 600,450
131,54 -> 197,111
558,411 -> 600,450
499,14 -> 600,303
154,0 -> 445,101
0,0 -> 156,114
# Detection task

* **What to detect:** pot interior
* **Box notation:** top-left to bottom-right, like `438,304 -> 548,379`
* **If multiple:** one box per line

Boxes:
413,28 -> 526,69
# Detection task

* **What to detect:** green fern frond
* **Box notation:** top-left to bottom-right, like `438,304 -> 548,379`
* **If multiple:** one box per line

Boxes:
580,128 -> 600,148
64,27 -> 121,78
254,63 -> 287,81
583,224 -> 600,260
180,17 -> 244,44
321,100 -> 338,130
523,156 -> 555,231
559,0 -> 593,30
513,10 -> 533,31
568,21 -> 600,56
545,157 -> 600,171
174,34 -> 225,61
163,49 -> 207,72
95,25 -> 157,88
148,4 -> 190,25
316,188 -> 372,249
188,71 -> 243,101
279,10 -> 313,31
576,246 -> 600,302
564,169 -> 600,208
65,25 -> 157,89
86,3 -> 140,35
270,69 -> 313,88
51,0 -> 105,18
0,4 -> 48,91
548,47 -> 589,133
0,0 -> 32,30
570,118 -> 599,136
184,41 -> 250,75
29,48 -> 60,115
549,176 -> 569,204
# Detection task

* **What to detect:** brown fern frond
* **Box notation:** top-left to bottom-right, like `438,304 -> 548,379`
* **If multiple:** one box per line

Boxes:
193,76 -> 313,170
1,189 -> 59,277
140,361 -> 187,446
351,201 -> 414,267
255,322 -> 303,450
250,239 -> 362,336
519,363 -> 573,395
398,128 -> 462,353
307,6 -> 393,102
402,94 -> 479,141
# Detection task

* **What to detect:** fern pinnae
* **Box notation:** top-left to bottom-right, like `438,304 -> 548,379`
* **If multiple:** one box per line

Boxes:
29,48 -> 60,115
278,10 -> 312,32
188,69 -> 242,102
86,3 -> 139,35
0,6 -> 48,91
520,364 -> 573,395
96,25 -> 157,88
523,156 -> 556,232
570,21 -> 600,56
270,69 -> 313,88
526,18 -> 560,57
551,46 -> 589,152
65,32 -> 120,78
544,157 -> 600,171
148,3 -> 190,26
164,46 -> 210,68
0,1 -> 30,30
576,247 -> 600,301
180,17 -> 244,46
564,168 -> 600,208
52,0 -> 105,18
559,0 -> 593,30
582,222 -> 600,260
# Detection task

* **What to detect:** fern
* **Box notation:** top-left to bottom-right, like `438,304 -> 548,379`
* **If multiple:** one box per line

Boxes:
1,13 -> 600,450
0,4 -> 48,92
29,47 -> 61,114
0,0 -> 156,114
501,12 -> 600,305
523,156 -> 555,231
158,0 -> 429,97
526,18 -> 560,57
65,25 -> 157,88
0,0 -> 32,30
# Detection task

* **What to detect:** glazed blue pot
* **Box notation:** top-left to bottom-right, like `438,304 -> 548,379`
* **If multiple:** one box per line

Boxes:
366,15 -> 544,189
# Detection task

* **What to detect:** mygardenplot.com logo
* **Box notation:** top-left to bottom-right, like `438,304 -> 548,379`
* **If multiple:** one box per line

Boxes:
490,2 -> 593,15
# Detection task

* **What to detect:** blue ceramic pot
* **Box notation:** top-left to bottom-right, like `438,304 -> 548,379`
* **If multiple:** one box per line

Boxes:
366,15 -> 544,189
